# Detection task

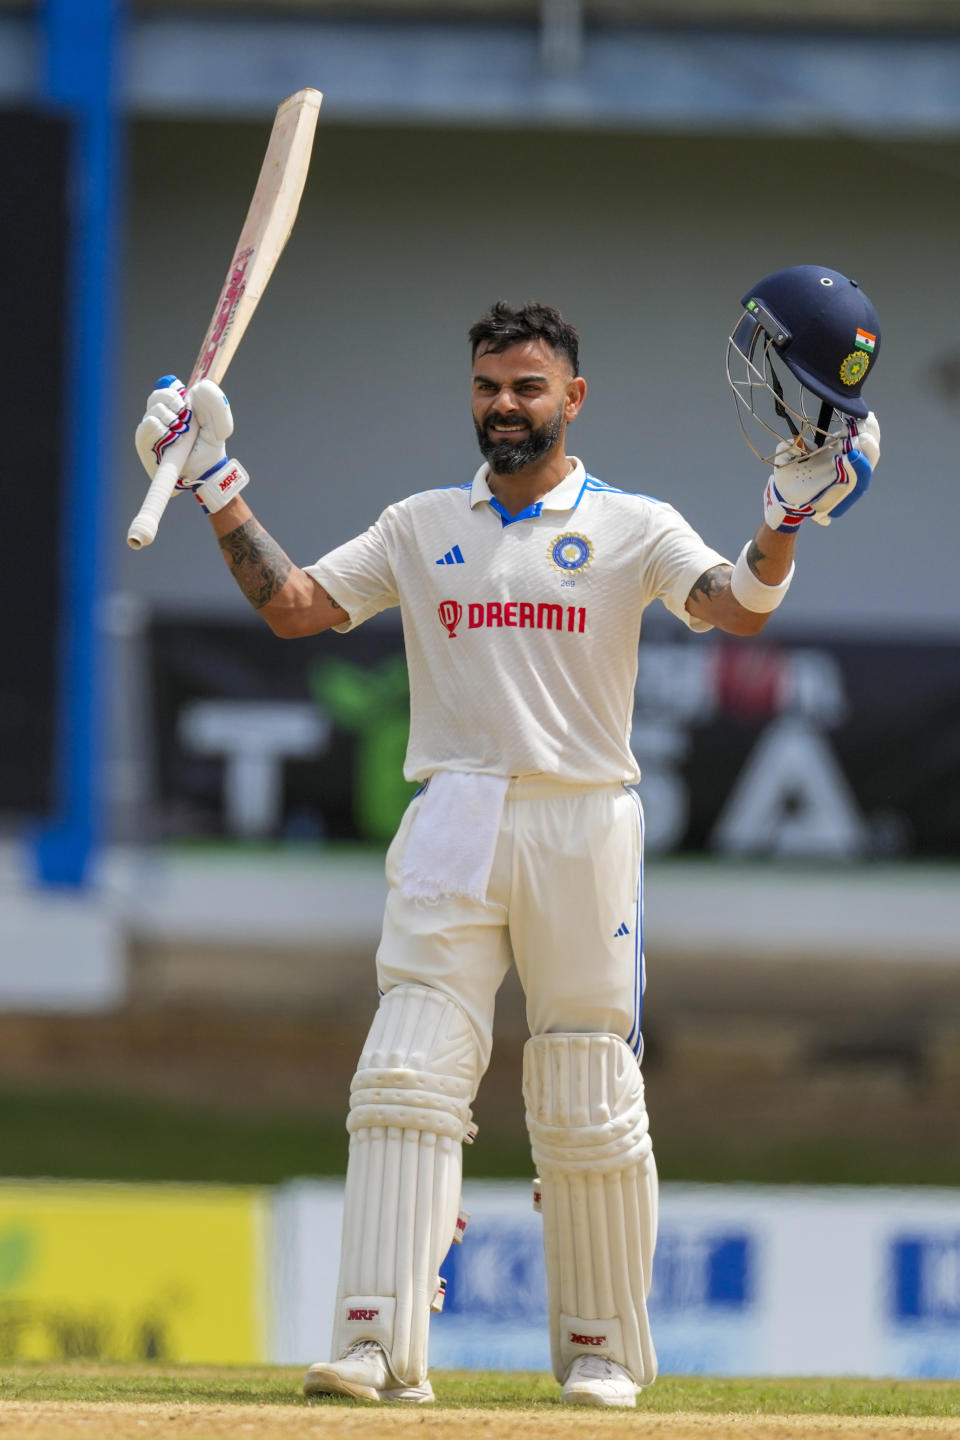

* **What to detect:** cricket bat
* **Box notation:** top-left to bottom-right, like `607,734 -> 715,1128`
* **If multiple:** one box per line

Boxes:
127,86 -> 323,549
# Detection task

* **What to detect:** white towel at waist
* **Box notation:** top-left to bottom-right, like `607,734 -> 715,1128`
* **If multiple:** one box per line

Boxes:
399,771 -> 510,903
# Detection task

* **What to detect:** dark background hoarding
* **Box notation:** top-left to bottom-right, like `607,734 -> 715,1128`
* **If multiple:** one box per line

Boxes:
149,618 -> 960,859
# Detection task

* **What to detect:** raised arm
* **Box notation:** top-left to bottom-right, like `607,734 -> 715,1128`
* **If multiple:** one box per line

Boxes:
686,524 -> 795,636
685,412 -> 880,637
210,496 -> 348,636
134,375 -> 349,637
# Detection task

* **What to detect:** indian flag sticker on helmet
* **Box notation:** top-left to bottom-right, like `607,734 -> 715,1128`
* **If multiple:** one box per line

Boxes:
839,350 -> 870,387
855,328 -> 877,353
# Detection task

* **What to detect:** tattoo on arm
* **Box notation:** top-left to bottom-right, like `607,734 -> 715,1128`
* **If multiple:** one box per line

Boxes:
688,562 -> 733,607
746,539 -> 767,573
218,518 -> 294,610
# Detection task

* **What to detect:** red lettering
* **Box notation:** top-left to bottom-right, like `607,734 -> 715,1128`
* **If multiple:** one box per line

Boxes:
348,1308 -> 380,1321
196,247 -> 253,380
569,1332 -> 606,1346
456,601 -> 587,632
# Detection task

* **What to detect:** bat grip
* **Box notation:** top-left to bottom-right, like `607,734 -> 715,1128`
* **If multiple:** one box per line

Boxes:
126,459 -> 179,549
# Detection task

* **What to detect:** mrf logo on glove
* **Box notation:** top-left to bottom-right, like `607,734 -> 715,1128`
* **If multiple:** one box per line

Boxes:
201,461 -> 249,514
218,465 -> 243,494
135,375 -> 250,515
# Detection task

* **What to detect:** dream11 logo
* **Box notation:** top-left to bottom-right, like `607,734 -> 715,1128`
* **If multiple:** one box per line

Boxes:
438,600 -> 462,638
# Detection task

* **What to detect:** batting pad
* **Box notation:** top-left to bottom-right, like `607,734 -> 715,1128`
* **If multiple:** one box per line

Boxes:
332,985 -> 482,1385
523,1032 -> 658,1386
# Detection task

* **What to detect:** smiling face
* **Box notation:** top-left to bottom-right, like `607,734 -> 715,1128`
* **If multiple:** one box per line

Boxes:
471,339 -> 586,476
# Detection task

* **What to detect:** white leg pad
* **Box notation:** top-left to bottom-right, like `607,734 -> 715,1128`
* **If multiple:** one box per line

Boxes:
523,1032 -> 658,1387
332,985 -> 483,1385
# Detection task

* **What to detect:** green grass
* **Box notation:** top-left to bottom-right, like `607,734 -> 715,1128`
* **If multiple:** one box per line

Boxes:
0,1366 -> 958,1415
3,1085 -> 960,1188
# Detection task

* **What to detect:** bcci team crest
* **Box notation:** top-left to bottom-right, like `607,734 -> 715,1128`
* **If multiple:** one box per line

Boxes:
839,350 -> 870,387
548,532 -> 594,572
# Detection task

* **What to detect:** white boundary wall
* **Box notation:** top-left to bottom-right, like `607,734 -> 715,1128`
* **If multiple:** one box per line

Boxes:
269,1181 -> 960,1379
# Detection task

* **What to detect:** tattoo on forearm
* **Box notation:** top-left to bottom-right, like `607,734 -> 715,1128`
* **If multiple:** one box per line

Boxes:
746,539 -> 767,573
321,588 -> 342,611
218,518 -> 294,610
688,563 -> 733,606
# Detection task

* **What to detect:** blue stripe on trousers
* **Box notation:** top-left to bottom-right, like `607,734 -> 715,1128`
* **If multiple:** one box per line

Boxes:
624,787 -> 645,1058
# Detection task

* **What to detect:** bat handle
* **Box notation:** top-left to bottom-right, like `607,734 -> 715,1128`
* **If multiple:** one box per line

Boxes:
126,459 -> 179,549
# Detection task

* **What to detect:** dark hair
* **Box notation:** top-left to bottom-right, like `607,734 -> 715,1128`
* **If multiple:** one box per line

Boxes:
468,300 -> 580,376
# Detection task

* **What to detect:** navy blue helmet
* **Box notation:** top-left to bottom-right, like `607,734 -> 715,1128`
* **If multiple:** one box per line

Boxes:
727,264 -> 881,464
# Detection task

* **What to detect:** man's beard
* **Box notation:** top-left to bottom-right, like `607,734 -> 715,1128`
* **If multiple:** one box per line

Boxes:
474,403 -> 565,474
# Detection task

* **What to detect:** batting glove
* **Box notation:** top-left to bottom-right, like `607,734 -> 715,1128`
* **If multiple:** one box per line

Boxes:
763,412 -> 880,533
134,375 -> 249,514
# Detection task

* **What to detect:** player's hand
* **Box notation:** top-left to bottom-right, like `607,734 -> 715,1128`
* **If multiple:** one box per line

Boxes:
134,375 -> 195,483
762,412 -> 880,532
134,375 -> 249,514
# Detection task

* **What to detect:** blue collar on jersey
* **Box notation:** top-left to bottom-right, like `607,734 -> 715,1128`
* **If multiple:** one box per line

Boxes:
480,473 -> 652,527
470,457 -> 591,525
488,494 -> 545,527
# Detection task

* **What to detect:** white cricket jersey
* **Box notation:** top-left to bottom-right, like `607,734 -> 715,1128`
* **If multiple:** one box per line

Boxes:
305,459 -> 729,784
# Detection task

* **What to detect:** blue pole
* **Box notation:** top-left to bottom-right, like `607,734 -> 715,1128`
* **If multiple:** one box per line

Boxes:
32,0 -> 124,886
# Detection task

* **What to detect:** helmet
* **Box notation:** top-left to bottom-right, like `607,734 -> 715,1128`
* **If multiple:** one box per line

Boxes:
726,264 -> 881,466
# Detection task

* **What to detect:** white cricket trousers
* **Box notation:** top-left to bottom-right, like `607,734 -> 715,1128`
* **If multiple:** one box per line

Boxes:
376,777 -> 646,1070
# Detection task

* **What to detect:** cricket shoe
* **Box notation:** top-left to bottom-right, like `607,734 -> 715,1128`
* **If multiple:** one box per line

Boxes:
560,1354 -> 639,1408
303,1341 -> 435,1403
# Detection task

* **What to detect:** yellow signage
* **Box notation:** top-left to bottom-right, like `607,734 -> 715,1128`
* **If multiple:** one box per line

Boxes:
0,1182 -> 266,1363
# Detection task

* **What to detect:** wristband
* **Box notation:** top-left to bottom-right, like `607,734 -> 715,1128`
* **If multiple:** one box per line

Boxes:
193,458 -> 249,515
729,542 -> 795,613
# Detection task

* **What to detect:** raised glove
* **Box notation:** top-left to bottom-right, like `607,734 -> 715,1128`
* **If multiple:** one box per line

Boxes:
763,412 -> 880,533
134,375 -> 194,480
134,375 -> 249,515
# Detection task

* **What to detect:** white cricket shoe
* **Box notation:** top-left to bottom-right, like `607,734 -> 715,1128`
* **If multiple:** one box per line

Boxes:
561,1354 -> 639,1407
303,1340 -> 435,1403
